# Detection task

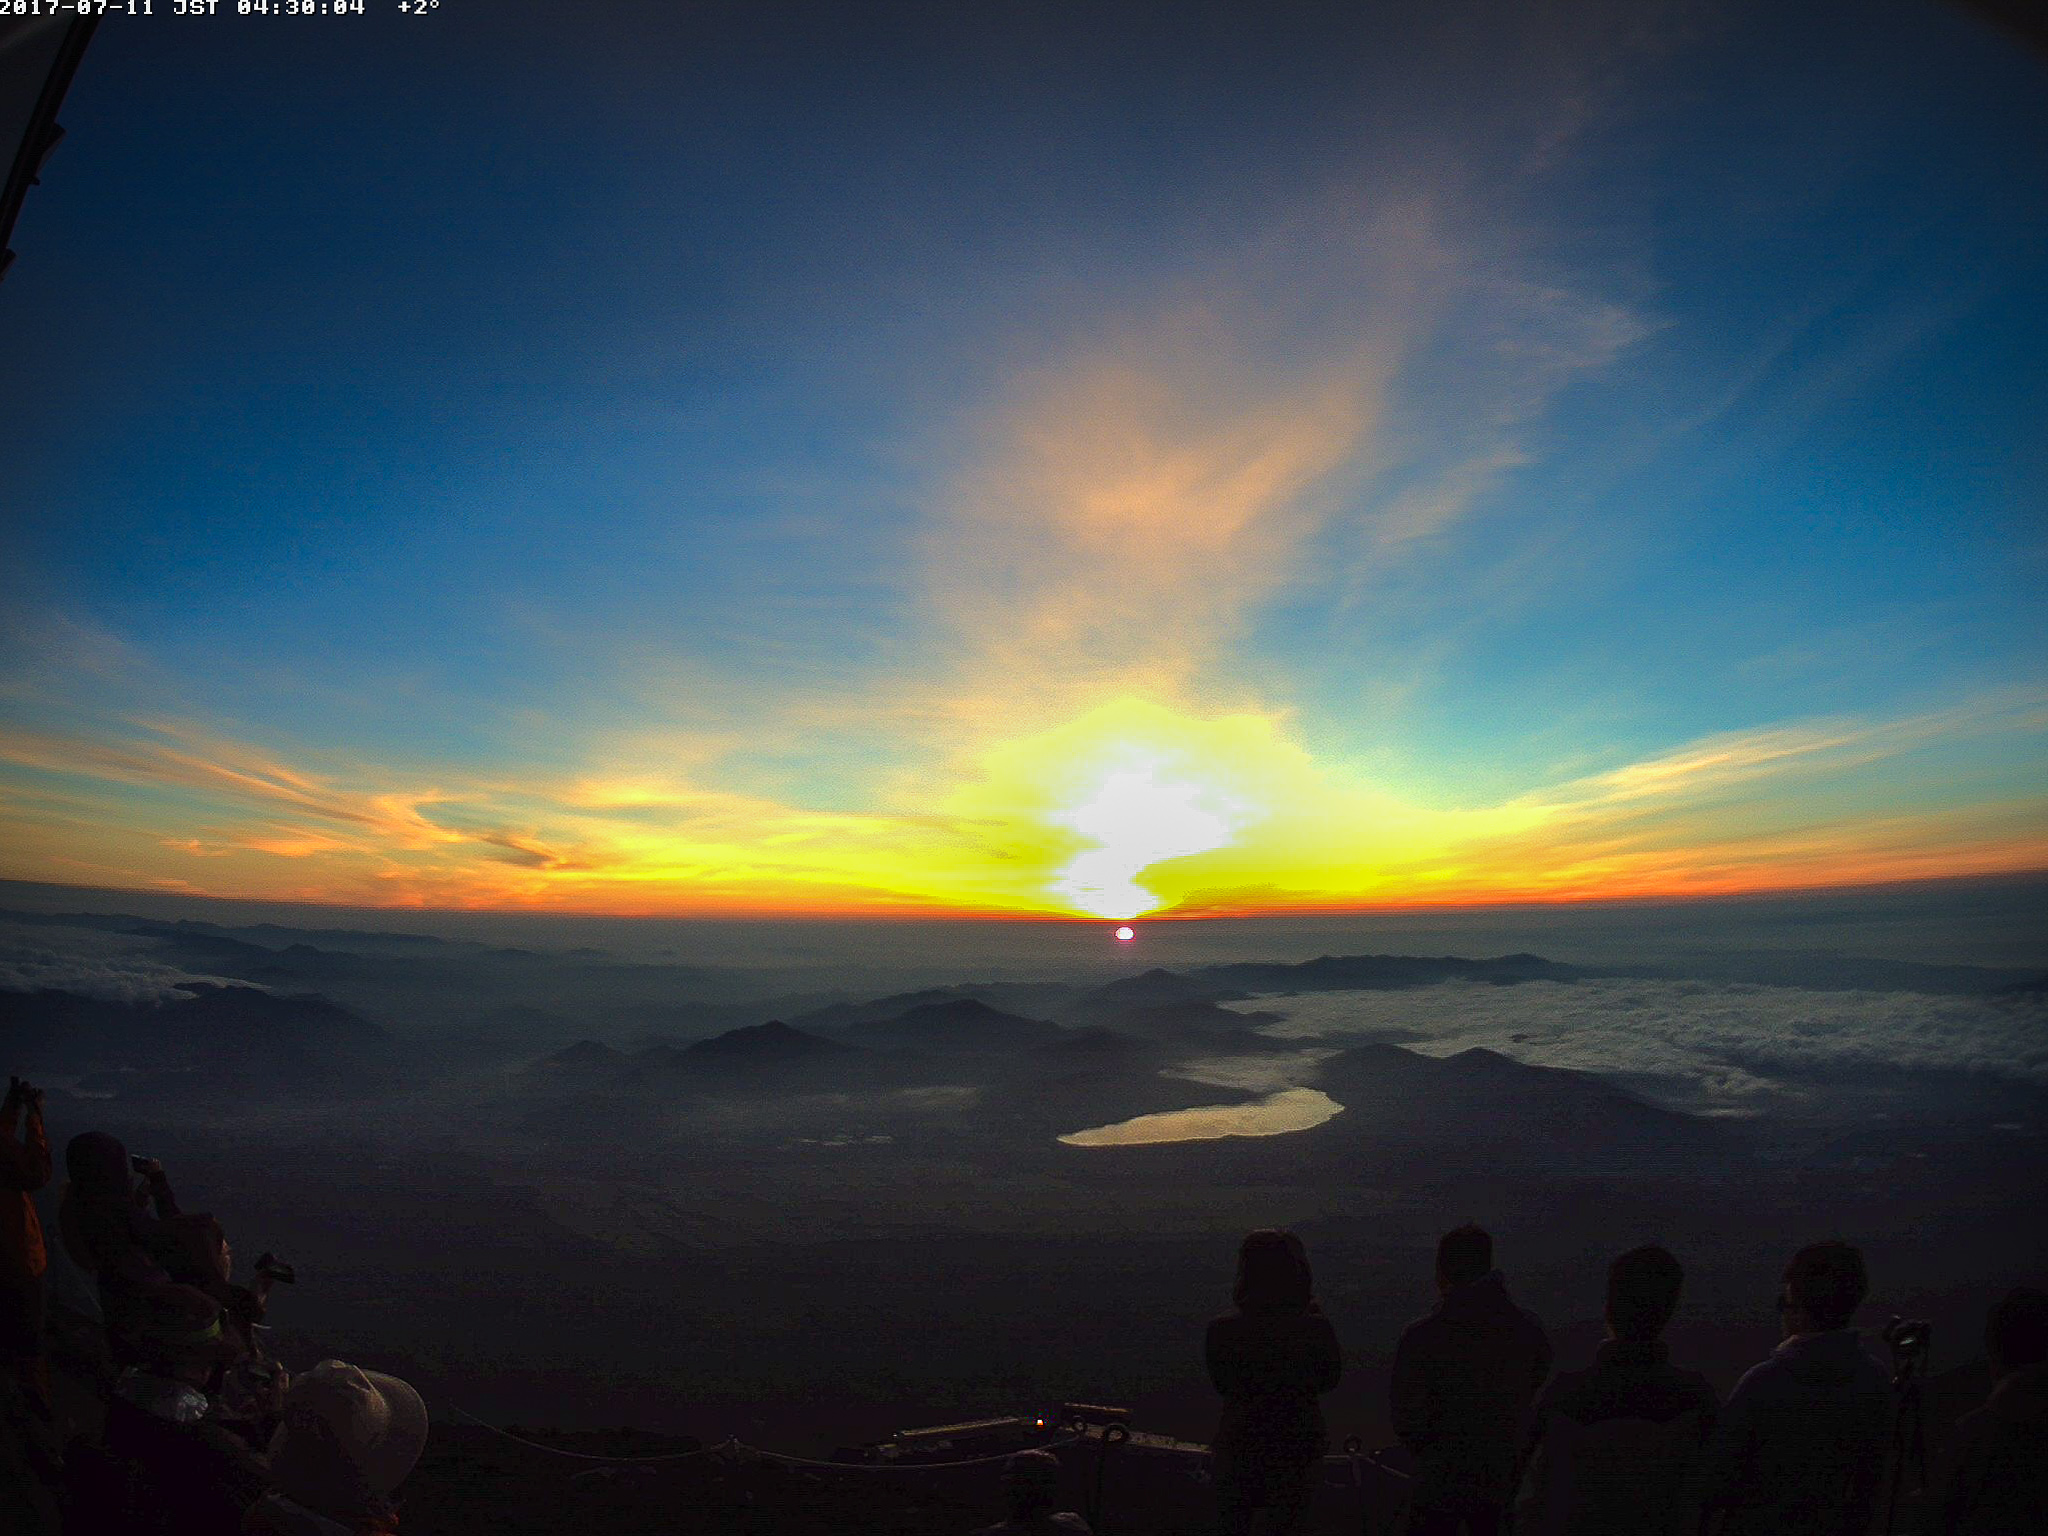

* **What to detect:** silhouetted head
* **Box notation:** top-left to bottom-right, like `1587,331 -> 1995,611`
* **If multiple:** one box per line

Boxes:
1234,1229 -> 1313,1313
1606,1245 -> 1683,1342
159,1213 -> 232,1290
1985,1287 -> 2048,1376
1001,1449 -> 1063,1518
1780,1240 -> 1867,1333
1436,1224 -> 1492,1291
60,1131 -> 135,1276
65,1131 -> 130,1200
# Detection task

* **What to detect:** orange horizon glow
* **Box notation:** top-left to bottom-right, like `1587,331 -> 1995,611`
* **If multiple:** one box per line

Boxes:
4,686 -> 2045,922
12,848 -> 2046,924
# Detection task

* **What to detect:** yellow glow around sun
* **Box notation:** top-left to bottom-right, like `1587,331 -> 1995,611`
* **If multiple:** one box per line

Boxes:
932,695 -> 1275,918
933,692 -> 1560,918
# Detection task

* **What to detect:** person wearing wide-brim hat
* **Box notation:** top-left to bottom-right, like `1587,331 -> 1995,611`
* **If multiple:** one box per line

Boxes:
244,1361 -> 428,1536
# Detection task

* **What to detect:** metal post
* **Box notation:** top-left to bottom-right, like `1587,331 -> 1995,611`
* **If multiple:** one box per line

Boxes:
1085,1421 -> 1128,1532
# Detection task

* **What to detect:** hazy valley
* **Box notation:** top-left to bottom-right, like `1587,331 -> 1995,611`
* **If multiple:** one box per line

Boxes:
3,877 -> 2045,1454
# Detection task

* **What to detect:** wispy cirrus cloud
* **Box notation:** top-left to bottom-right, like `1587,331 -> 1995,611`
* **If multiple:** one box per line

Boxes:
0,722 -> 458,848
906,185 -> 1649,744
1561,690 -> 2048,808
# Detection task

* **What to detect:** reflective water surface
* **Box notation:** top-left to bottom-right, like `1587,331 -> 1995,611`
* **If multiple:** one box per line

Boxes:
1058,1086 -> 1344,1146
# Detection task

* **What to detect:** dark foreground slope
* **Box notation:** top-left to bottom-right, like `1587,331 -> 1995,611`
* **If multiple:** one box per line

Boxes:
401,1422 -> 1386,1536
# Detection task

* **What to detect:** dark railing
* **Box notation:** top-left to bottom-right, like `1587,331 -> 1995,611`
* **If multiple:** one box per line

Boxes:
0,17 -> 99,284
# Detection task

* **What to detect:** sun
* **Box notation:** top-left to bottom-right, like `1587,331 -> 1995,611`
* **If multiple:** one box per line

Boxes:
1114,925 -> 1135,941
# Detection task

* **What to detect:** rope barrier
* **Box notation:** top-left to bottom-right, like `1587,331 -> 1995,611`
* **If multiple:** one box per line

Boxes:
449,1407 -> 724,1463
746,1433 -> 1085,1472
451,1406 -> 1084,1473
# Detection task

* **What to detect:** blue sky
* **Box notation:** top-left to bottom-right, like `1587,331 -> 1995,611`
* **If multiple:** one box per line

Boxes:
1,0 -> 2043,915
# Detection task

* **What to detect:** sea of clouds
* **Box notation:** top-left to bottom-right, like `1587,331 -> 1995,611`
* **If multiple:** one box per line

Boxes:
0,920 -> 257,1004
1224,977 -> 2048,1116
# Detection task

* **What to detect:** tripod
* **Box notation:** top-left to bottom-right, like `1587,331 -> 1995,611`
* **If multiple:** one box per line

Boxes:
1882,1334 -> 1929,1536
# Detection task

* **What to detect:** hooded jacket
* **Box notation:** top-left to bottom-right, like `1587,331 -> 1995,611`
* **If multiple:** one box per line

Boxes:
1515,1337 -> 1720,1536
1391,1269 -> 1553,1508
1918,1362 -> 2048,1536
1700,1328 -> 1890,1536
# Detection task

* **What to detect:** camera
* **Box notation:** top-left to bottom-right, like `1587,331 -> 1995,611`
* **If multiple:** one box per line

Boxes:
255,1252 -> 296,1285
1883,1316 -> 1931,1359
129,1154 -> 153,1173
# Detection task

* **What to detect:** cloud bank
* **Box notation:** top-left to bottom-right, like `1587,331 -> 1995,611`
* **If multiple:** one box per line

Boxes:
1236,977 -> 2048,1115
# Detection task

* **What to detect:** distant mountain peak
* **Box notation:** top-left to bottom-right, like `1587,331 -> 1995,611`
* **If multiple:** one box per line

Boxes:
893,998 -> 1012,1023
1442,1046 -> 1518,1069
843,998 -> 1067,1051
1074,968 -> 1220,1009
539,1039 -> 624,1070
685,1019 -> 847,1059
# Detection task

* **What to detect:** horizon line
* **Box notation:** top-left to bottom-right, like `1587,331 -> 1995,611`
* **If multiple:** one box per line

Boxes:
4,866 -> 2044,926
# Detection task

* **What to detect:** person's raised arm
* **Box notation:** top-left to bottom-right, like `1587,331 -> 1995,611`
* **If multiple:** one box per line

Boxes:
0,1081 -> 51,1190
132,1156 -> 181,1219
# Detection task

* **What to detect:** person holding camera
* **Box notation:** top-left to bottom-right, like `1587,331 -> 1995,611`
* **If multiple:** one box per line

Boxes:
58,1131 -> 228,1371
1699,1240 -> 1891,1536
1,1076 -> 53,1414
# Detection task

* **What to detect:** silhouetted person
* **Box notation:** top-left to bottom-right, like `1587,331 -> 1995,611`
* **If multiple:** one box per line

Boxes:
1206,1228 -> 1342,1536
0,1076 -> 52,1414
975,1448 -> 1092,1535
1515,1245 -> 1718,1535
1391,1223 -> 1551,1536
152,1209 -> 281,1379
1918,1286 -> 2048,1535
57,1131 -> 274,1385
59,1132 -> 225,1370
246,1360 -> 429,1536
1700,1239 -> 1890,1536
